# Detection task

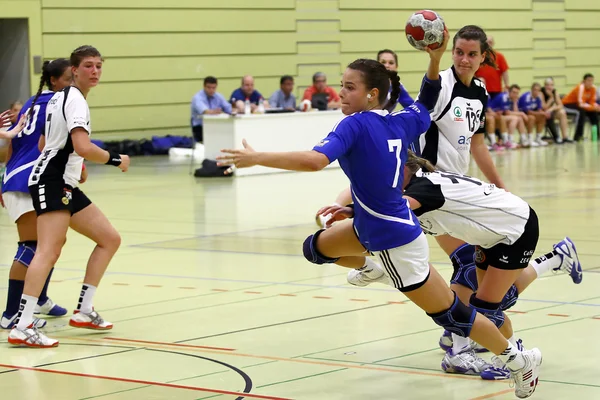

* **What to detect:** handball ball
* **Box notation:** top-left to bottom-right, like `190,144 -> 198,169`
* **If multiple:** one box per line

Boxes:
405,10 -> 446,51
300,99 -> 312,112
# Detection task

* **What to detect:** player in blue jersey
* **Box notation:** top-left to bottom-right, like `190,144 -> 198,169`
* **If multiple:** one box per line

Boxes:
314,49 -> 416,229
518,83 -> 548,147
0,59 -> 73,329
217,33 -> 542,398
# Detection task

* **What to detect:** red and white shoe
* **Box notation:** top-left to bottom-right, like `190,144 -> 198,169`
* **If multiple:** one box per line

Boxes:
8,324 -> 58,348
69,310 -> 113,330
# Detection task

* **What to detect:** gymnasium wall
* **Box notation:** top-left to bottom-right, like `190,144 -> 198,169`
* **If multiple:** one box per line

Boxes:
31,0 -> 600,137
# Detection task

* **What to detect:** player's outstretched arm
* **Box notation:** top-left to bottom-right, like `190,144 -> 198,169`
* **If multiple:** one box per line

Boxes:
71,128 -> 130,172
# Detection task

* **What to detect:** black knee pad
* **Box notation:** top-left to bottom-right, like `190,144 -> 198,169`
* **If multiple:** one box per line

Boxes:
302,230 -> 340,265
427,293 -> 476,338
470,294 -> 505,328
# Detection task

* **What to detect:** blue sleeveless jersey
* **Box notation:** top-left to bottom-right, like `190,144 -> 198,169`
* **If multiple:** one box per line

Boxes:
313,102 -> 431,251
2,91 -> 54,193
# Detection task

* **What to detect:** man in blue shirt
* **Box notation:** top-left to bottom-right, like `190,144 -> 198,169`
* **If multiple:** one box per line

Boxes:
230,75 -> 266,114
191,76 -> 232,143
268,75 -> 296,110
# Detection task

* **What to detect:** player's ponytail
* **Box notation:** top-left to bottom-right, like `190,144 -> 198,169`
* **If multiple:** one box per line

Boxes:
406,150 -> 436,175
453,25 -> 497,69
386,70 -> 401,111
28,58 -> 70,120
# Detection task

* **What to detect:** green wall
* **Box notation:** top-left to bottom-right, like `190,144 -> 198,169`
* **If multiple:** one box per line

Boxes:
3,0 -> 600,138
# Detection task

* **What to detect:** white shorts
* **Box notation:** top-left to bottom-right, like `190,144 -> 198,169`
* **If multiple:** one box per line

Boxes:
3,191 -> 35,222
374,232 -> 430,292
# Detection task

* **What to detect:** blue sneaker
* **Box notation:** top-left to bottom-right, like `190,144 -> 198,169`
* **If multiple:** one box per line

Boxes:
439,330 -> 452,351
480,339 -> 524,381
34,298 -> 68,316
553,237 -> 583,284
439,330 -> 489,353
1,312 -> 47,330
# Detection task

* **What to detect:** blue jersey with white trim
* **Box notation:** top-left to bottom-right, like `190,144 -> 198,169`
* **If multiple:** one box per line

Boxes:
313,102 -> 431,251
2,92 -> 54,193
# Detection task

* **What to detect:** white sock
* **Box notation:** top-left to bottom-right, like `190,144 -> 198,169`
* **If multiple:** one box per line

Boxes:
530,250 -> 562,278
501,132 -> 509,142
508,335 -> 519,348
452,333 -> 471,353
536,132 -> 544,140
77,284 -> 97,314
15,294 -> 39,330
528,133 -> 536,142
488,133 -> 497,144
497,342 -> 525,371
357,257 -> 381,278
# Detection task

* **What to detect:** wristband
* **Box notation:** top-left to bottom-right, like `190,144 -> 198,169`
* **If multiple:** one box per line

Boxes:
105,151 -> 122,166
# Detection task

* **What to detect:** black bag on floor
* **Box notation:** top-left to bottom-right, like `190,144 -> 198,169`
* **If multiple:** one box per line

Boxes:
194,159 -> 233,178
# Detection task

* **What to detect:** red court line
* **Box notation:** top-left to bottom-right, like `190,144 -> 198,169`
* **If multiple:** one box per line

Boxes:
279,294 -> 297,297
104,337 -> 235,351
0,363 -> 290,400
547,313 -> 570,317
469,388 -> 514,400
350,299 -> 369,302
244,291 -> 262,294
593,316 -> 600,320
506,310 -> 527,314
313,296 -> 332,299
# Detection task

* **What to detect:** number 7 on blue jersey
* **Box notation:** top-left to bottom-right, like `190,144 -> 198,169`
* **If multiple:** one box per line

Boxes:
387,139 -> 403,188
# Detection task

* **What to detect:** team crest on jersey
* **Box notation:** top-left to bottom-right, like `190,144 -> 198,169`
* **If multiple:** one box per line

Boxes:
62,188 -> 72,205
419,219 -> 436,235
453,106 -> 463,122
314,139 -> 329,147
475,246 -> 486,264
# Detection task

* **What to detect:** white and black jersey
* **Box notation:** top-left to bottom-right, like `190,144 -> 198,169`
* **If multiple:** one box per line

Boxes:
404,170 -> 530,248
419,67 -> 488,174
29,86 -> 90,188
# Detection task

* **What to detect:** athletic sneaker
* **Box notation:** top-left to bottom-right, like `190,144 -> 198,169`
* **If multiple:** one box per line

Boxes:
8,324 -> 58,348
441,348 -> 491,375
553,237 -> 583,284
347,263 -> 389,287
507,348 -> 543,398
1,312 -> 46,330
69,310 -> 113,330
35,298 -> 68,316
481,339 -> 524,381
438,330 -> 489,353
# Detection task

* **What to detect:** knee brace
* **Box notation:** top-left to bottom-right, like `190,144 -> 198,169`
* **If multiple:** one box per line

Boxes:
449,244 -> 478,291
302,230 -> 339,265
427,293 -> 476,338
500,284 -> 519,311
470,293 -> 505,328
14,241 -> 37,267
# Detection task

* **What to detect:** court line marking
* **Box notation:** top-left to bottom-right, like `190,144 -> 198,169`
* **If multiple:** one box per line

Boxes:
104,337 -> 235,351
60,336 -> 508,384
469,388 -> 514,400
0,363 -> 289,400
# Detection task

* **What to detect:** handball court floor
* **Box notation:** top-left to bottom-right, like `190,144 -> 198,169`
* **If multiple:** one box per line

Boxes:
1,142 -> 599,400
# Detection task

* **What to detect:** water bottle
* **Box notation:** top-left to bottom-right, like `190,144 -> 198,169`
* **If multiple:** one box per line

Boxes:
244,99 -> 251,115
257,97 -> 265,114
592,124 -> 598,142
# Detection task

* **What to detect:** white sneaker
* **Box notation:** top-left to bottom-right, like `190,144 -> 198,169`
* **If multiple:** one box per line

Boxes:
507,348 -> 543,398
441,348 -> 491,375
553,237 -> 583,284
1,312 -> 47,330
347,262 -> 389,287
8,324 -> 58,348
536,137 -> 548,146
529,139 -> 540,147
69,310 -> 113,330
